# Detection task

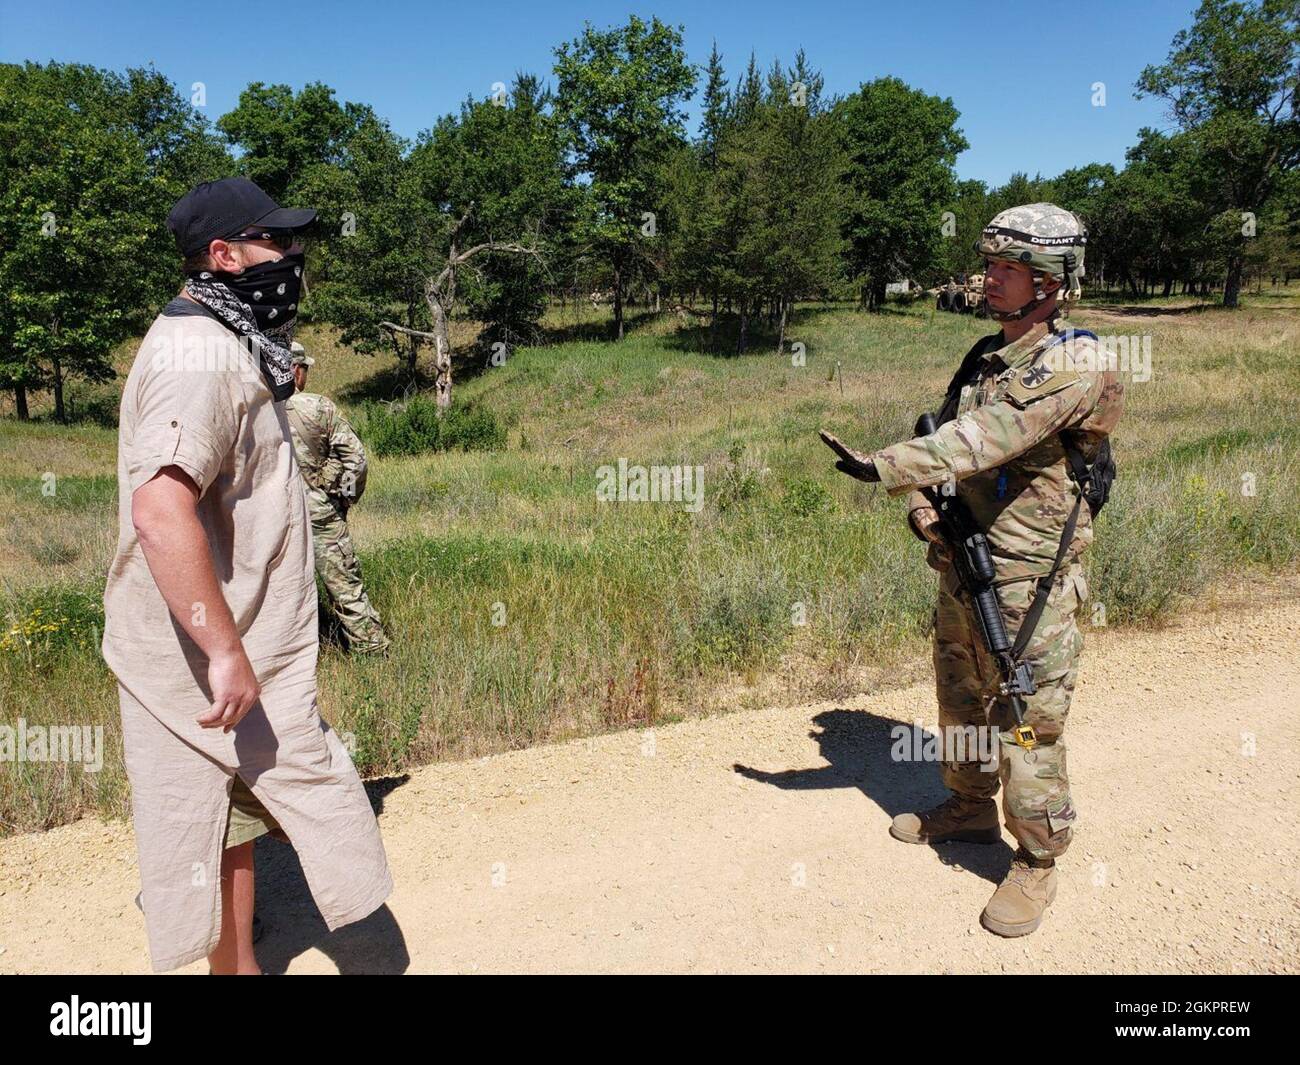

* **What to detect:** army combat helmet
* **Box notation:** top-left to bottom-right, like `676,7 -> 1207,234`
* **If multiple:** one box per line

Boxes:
975,202 -> 1087,320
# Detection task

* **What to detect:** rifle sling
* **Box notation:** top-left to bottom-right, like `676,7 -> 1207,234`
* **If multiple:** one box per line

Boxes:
936,327 -> 1096,664
1009,436 -> 1089,661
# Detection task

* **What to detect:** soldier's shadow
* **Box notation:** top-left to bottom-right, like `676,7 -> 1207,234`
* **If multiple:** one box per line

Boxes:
733,709 -> 1014,886
251,775 -> 412,974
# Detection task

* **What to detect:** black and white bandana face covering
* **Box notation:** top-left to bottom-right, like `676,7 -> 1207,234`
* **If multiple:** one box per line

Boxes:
183,252 -> 305,401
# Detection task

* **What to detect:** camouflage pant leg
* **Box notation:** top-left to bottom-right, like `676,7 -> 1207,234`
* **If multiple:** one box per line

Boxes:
933,562 -> 1087,859
979,562 -> 1088,860
933,569 -> 1000,803
307,490 -> 390,652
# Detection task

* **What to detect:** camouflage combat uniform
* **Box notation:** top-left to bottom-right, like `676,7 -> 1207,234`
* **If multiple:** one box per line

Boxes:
283,391 -> 390,653
871,318 -> 1123,859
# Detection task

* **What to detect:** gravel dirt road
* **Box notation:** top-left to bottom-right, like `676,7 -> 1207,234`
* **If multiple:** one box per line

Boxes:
2,580 -> 1297,974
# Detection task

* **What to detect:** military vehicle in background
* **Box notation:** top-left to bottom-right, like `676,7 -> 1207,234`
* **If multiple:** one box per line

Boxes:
934,273 -> 987,316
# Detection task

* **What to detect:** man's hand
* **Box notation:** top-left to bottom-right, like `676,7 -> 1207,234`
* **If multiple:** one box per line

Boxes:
912,505 -> 943,544
133,466 -> 259,732
198,649 -> 261,732
910,504 -> 953,570
819,430 -> 881,483
915,509 -> 956,574
926,540 -> 954,572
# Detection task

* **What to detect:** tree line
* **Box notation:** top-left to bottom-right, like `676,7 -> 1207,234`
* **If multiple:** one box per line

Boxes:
2,1 -> 1296,420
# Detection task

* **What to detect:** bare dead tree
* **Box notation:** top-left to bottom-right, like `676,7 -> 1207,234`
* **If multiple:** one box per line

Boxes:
380,202 -> 541,414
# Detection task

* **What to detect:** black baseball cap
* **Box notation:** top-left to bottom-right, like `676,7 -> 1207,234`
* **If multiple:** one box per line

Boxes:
167,177 -> 318,258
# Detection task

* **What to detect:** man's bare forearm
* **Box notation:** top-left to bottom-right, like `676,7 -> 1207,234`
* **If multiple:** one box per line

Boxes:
132,467 -> 242,658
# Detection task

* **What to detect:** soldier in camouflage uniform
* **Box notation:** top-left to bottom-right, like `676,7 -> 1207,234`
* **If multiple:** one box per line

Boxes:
284,343 -> 391,654
823,204 -> 1123,937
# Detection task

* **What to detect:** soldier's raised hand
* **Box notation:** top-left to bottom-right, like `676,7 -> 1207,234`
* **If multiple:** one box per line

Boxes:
819,430 -> 881,483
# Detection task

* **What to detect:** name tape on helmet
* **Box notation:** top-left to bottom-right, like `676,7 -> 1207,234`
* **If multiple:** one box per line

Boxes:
980,225 -> 1086,247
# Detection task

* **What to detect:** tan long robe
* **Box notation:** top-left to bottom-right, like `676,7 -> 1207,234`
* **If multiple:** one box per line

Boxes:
102,302 -> 393,971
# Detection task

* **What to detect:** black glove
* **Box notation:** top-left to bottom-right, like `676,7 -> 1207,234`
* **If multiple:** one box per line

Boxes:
819,430 -> 881,483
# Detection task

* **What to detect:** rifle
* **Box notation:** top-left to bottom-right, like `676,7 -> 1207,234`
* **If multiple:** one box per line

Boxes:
914,411 -> 1038,750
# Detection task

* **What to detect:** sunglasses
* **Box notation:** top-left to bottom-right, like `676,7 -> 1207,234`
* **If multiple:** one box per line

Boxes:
227,228 -> 299,251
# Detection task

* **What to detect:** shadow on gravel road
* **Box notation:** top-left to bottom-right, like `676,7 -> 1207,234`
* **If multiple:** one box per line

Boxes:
250,775 -> 412,974
732,708 -> 1015,886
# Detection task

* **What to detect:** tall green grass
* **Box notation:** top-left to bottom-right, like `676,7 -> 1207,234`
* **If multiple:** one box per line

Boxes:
358,396 -> 507,457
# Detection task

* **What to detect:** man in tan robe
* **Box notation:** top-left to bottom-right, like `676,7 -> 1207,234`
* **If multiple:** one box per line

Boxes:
103,178 -> 393,973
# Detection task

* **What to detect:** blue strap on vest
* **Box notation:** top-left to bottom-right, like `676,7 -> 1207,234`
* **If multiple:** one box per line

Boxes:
1041,328 -> 1098,350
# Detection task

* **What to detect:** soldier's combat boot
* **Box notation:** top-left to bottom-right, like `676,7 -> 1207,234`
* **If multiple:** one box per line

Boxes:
889,794 -> 1001,845
980,849 -> 1058,937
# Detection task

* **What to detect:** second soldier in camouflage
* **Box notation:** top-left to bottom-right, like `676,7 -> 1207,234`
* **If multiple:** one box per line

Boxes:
285,343 -> 391,654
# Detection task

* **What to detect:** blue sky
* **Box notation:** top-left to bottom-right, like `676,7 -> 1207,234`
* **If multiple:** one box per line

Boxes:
0,0 -> 1198,185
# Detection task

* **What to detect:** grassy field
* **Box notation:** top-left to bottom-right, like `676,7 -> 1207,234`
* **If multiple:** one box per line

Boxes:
3,292 -> 1299,835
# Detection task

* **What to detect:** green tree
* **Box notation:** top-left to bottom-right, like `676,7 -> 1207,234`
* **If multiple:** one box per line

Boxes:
734,58 -> 844,351
553,15 -> 696,340
835,77 -> 968,310
669,51 -> 845,352
217,81 -> 352,202
412,75 -> 572,350
1245,168 -> 1300,283
731,53 -> 765,128
699,41 -> 729,169
304,76 -> 563,405
660,42 -> 730,344
1138,0 -> 1300,306
0,62 -> 228,420
295,105 -> 435,376
935,178 -> 991,282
